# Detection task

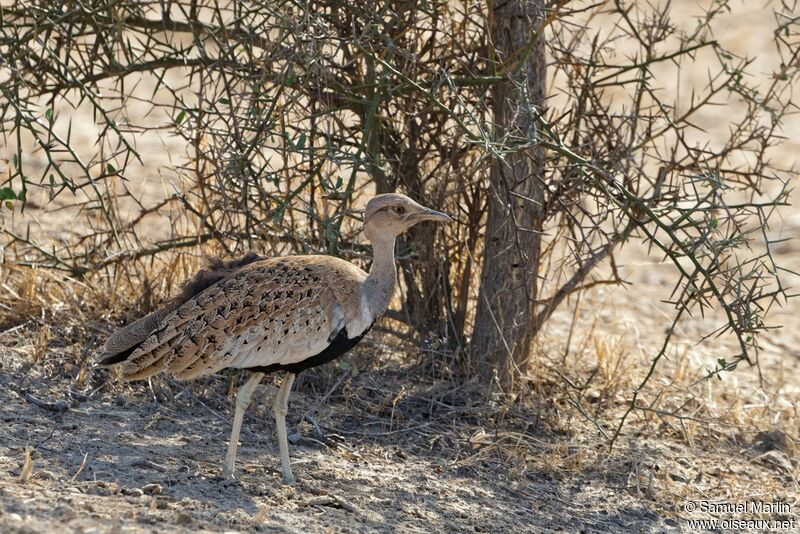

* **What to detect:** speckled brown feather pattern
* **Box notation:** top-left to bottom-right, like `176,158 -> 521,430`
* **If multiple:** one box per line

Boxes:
114,255 -> 370,381
99,253 -> 265,364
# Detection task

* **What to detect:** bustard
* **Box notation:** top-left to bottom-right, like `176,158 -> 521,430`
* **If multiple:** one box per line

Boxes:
97,193 -> 450,484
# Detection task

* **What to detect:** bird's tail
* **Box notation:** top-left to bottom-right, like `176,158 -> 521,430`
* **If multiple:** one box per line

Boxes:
96,301 -> 181,367
96,252 -> 266,377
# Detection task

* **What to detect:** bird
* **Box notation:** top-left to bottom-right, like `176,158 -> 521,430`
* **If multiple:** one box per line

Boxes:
97,193 -> 451,484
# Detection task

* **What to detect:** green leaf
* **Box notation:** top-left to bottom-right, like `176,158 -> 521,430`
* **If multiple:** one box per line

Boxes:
176,109 -> 186,125
0,187 -> 17,201
296,133 -> 306,149
219,98 -> 231,105
107,163 -> 116,174
45,108 -> 53,121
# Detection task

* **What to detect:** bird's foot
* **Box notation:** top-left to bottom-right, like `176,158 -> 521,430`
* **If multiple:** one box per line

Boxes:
221,464 -> 237,481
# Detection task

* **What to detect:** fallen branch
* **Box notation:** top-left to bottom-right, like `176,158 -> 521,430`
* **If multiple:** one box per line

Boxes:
70,452 -> 88,482
301,489 -> 362,515
128,458 -> 167,472
24,393 -> 69,413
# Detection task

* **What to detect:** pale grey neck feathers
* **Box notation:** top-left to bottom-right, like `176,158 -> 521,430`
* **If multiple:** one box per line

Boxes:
363,234 -> 397,321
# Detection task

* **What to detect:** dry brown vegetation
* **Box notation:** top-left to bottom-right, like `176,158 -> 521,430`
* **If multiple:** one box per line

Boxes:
1,0 -> 799,532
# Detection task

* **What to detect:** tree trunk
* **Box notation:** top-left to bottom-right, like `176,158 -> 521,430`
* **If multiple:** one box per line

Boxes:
471,0 -> 547,387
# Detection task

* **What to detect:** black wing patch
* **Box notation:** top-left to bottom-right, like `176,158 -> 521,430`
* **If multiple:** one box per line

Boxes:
246,324 -> 373,375
179,252 -> 265,303
97,344 -> 139,366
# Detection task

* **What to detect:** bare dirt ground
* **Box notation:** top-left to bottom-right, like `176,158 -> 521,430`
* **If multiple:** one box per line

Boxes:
0,341 -> 682,534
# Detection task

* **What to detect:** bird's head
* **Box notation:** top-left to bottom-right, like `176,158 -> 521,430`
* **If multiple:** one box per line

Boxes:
363,193 -> 451,242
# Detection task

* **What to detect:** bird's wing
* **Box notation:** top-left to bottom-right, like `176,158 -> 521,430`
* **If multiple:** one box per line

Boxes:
97,252 -> 265,365
114,256 -> 369,381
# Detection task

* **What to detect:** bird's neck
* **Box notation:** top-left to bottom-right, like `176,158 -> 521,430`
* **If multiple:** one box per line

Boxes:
364,235 -> 397,318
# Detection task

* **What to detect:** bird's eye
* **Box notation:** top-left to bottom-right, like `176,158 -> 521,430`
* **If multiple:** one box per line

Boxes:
394,206 -> 406,216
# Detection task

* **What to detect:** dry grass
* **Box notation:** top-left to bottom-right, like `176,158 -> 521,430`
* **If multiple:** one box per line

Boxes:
18,447 -> 34,484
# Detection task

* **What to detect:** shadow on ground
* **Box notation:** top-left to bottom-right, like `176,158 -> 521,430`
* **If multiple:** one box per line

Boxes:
0,350 -> 677,534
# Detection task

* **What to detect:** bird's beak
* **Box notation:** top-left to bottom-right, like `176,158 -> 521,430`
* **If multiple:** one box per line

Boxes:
415,208 -> 452,224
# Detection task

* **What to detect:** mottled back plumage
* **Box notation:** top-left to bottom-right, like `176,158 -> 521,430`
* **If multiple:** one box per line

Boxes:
98,253 -> 264,366
100,255 -> 370,381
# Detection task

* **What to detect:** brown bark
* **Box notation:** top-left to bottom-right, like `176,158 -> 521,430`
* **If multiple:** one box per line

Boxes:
471,0 -> 547,386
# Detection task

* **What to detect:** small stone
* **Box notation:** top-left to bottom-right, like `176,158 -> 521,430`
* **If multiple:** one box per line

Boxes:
123,487 -> 144,497
142,483 -> 162,495
669,472 -> 687,483
7,513 -> 22,521
217,478 -> 237,489
86,484 -> 113,496
288,433 -> 301,444
40,470 -> 60,480
175,512 -> 193,526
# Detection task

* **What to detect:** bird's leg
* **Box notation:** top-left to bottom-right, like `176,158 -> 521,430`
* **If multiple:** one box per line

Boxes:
223,372 -> 264,479
273,372 -> 296,484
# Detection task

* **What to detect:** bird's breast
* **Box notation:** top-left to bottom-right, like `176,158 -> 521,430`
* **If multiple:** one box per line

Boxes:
223,301 -> 336,370
344,291 -> 374,340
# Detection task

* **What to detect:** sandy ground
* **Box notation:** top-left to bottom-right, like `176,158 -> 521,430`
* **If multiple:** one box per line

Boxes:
0,299 -> 797,533
0,349 -> 687,534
